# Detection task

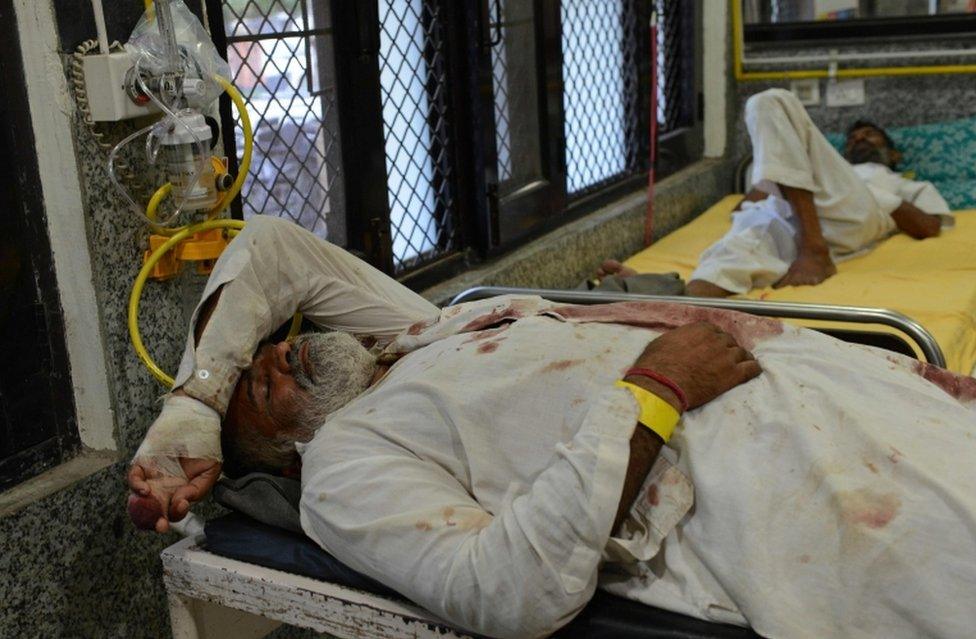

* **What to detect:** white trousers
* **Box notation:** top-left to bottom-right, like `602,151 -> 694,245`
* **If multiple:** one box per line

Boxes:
692,89 -> 899,294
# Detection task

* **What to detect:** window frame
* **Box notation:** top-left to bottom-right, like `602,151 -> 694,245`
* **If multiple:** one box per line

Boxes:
549,0 -> 703,240
745,13 -> 976,47
211,0 -> 703,288
0,0 -> 79,491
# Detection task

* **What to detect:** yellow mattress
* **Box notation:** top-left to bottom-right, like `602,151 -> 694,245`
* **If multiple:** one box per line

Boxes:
625,195 -> 976,374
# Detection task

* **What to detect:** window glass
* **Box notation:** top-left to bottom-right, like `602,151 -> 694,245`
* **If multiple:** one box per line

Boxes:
561,0 -> 641,194
222,0 -> 344,240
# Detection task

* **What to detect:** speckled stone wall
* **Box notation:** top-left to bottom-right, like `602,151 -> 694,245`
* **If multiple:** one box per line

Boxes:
731,40 -> 976,160
0,53 -> 207,639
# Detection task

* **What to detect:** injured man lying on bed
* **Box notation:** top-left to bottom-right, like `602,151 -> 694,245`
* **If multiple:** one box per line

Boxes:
128,216 -> 976,639
599,88 -> 951,298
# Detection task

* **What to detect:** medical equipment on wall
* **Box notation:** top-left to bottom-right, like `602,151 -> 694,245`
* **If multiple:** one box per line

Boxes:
75,0 -> 298,387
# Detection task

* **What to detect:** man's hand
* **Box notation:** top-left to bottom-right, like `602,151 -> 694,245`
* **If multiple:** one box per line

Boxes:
127,457 -> 222,533
774,248 -> 836,289
629,322 -> 762,411
126,393 -> 223,533
891,201 -> 941,239
613,323 -> 762,531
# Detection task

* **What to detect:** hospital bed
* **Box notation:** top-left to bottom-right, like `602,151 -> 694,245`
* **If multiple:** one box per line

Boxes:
654,112 -> 976,374
625,192 -> 976,374
161,288 -> 943,639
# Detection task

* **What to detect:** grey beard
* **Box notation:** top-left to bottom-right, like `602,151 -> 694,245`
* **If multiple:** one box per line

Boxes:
846,142 -> 893,167
286,332 -> 377,435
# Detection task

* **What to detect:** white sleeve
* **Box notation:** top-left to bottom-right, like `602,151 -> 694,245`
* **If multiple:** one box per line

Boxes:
299,389 -> 635,639
864,182 -> 902,218
175,215 -> 439,413
133,216 -> 438,473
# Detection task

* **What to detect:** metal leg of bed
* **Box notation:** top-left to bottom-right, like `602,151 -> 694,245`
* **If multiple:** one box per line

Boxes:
448,287 -> 947,369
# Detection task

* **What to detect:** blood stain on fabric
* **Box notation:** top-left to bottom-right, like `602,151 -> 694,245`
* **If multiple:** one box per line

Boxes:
477,339 -> 505,354
838,490 -> 901,529
913,361 -> 976,402
407,319 -> 434,335
549,301 -> 784,349
541,359 -> 583,373
443,507 -> 456,526
646,484 -> 660,506
462,306 -> 522,332
888,445 -> 904,464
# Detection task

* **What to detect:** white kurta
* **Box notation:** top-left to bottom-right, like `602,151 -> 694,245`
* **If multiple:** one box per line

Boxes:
149,216 -> 976,639
691,88 -> 948,294
300,295 -> 976,639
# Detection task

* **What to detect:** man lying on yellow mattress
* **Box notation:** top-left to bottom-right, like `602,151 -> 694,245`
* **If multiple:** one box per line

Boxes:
602,88 -> 949,298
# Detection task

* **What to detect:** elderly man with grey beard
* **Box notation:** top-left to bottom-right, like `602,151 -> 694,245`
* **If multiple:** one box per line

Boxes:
128,216 -> 976,639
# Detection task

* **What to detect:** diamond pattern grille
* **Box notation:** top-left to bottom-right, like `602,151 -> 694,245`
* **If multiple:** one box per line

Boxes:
222,0 -> 343,240
561,0 -> 643,195
491,0 -> 513,183
378,0 -> 458,273
490,0 -> 543,194
656,0 -> 687,135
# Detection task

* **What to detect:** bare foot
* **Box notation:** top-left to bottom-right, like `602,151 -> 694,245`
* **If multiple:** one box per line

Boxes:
773,248 -> 836,288
686,279 -> 734,297
891,208 -> 941,239
595,259 -> 638,279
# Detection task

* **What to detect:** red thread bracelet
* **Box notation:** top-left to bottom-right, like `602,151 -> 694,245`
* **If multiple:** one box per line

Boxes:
624,367 -> 689,411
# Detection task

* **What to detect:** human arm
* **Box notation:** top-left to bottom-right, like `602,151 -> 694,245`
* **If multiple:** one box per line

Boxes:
890,199 -> 941,240
611,322 -> 762,531
774,184 -> 836,288
127,217 -> 439,531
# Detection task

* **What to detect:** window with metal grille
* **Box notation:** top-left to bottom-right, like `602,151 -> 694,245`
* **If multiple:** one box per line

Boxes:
561,0 -> 698,197
655,0 -> 694,135
561,0 -> 644,195
218,0 -> 345,243
377,0 -> 459,273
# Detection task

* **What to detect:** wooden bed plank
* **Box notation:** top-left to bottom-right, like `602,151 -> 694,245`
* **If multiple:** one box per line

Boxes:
162,537 -> 474,639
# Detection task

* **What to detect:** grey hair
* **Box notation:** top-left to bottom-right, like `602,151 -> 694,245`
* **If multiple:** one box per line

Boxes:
222,331 -> 377,477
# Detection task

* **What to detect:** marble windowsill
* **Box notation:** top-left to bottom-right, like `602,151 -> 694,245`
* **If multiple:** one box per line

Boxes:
0,450 -> 119,518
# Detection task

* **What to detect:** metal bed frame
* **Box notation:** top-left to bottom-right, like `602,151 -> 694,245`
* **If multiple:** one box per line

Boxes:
449,286 -> 946,368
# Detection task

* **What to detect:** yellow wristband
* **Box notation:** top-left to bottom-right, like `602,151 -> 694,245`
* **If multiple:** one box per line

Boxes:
614,380 -> 680,443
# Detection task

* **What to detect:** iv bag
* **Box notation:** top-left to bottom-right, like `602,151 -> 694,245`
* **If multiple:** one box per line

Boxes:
126,0 -> 231,109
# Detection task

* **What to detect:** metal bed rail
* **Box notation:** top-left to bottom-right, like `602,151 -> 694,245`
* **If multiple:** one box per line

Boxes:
448,286 -> 947,369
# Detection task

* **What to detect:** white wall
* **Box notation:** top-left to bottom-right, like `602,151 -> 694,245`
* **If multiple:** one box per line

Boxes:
702,1 -> 729,158
14,0 -> 116,451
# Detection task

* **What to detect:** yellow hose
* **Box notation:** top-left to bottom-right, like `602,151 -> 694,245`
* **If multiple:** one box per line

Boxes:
130,76 -> 271,387
129,219 -> 245,387
210,76 -> 252,217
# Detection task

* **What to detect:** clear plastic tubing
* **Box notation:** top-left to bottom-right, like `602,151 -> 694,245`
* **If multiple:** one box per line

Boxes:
135,55 -> 210,224
108,122 -> 157,220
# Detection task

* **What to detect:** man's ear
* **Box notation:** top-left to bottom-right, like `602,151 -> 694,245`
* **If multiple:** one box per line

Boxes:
890,148 -> 903,168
